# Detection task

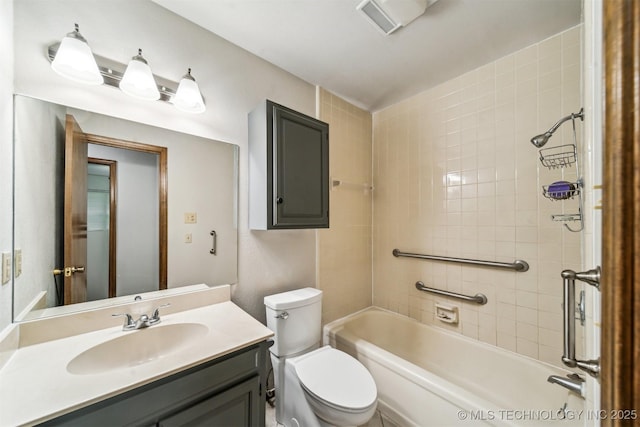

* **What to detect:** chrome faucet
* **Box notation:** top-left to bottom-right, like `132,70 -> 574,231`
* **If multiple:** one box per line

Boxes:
547,373 -> 585,398
113,303 -> 170,331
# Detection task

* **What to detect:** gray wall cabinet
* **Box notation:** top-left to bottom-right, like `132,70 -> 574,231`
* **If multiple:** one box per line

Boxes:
41,341 -> 270,427
249,100 -> 329,229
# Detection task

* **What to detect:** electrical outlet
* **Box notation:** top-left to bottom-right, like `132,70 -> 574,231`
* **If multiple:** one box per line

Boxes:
14,249 -> 22,278
185,233 -> 192,243
1,252 -> 11,285
184,212 -> 197,224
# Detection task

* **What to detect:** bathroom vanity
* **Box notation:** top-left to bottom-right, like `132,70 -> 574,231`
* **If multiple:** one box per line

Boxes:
43,342 -> 269,426
0,285 -> 273,426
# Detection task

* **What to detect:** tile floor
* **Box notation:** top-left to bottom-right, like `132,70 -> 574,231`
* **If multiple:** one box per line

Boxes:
265,403 -> 400,427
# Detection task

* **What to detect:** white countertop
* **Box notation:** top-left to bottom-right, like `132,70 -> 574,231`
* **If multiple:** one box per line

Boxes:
0,286 -> 273,426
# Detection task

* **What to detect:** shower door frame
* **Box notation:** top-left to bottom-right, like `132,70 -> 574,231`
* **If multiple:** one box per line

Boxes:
602,0 -> 640,421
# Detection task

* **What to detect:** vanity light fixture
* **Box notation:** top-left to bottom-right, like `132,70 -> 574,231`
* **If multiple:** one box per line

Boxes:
173,68 -> 206,114
50,24 -> 103,85
119,49 -> 161,101
48,24 -> 206,113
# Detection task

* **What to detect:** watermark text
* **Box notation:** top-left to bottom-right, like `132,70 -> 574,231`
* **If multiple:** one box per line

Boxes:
457,409 -> 637,422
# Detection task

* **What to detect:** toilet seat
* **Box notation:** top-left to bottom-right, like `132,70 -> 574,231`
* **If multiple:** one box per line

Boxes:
294,347 -> 377,412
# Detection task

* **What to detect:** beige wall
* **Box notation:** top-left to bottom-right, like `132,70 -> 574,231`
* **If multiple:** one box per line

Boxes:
372,26 -> 583,367
9,0 -> 317,326
318,89 -> 373,324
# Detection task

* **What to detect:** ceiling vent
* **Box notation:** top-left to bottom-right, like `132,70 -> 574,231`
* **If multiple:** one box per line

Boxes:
357,0 -> 437,35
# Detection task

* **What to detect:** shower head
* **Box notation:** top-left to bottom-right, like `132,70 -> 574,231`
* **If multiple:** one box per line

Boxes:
530,108 -> 584,148
531,132 -> 553,148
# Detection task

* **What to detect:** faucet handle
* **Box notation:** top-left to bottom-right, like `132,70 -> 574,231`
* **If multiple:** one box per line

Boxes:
112,313 -> 135,330
149,303 -> 171,324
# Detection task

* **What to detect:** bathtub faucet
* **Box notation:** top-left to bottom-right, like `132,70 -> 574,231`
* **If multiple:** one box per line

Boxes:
547,373 -> 585,398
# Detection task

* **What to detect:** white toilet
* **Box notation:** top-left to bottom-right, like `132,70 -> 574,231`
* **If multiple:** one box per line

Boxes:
265,288 -> 377,427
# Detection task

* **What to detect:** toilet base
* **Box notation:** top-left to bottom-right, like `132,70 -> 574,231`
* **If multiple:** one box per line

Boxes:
272,352 -> 329,427
271,347 -> 375,427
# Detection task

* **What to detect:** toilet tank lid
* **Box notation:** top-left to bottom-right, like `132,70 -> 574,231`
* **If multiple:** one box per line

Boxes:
264,287 -> 322,310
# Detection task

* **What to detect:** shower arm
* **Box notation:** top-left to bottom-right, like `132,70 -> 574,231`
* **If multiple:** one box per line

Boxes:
531,108 -> 584,148
546,108 -> 585,137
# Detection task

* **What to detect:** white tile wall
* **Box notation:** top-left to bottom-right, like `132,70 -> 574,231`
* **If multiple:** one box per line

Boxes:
372,26 -> 584,368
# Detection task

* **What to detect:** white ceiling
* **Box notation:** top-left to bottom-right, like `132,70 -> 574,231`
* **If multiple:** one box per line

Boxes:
153,0 -> 582,112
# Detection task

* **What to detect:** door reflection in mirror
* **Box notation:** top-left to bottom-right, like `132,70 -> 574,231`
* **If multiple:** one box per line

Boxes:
87,145 -> 160,302
61,115 -> 167,306
87,159 -> 116,301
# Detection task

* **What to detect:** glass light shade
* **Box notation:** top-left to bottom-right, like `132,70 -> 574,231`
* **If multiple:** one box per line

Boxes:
173,70 -> 206,113
51,31 -> 103,85
119,50 -> 160,101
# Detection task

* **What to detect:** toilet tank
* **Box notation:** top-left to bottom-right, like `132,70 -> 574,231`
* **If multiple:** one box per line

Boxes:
264,288 -> 322,357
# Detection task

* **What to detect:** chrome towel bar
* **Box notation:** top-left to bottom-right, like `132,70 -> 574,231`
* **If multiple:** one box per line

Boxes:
415,281 -> 488,305
393,249 -> 529,272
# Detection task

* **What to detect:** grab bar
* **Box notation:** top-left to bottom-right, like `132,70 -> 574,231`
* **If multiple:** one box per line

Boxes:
415,281 -> 488,305
393,249 -> 529,272
210,230 -> 217,255
560,267 -> 601,377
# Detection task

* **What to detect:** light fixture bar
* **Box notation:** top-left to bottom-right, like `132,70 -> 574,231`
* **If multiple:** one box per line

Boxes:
48,43 -> 179,103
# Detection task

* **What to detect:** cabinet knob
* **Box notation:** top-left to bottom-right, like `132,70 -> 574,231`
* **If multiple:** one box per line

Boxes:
276,197 -> 284,204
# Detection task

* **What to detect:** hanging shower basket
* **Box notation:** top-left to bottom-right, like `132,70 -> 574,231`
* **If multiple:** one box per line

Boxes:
542,181 -> 580,201
552,213 -> 582,222
539,144 -> 577,169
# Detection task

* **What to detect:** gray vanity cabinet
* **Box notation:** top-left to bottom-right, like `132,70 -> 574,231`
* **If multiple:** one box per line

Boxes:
249,100 -> 329,229
41,341 -> 269,427
159,376 -> 260,426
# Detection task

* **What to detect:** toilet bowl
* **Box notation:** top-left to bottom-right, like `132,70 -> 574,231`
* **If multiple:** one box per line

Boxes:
292,346 -> 377,426
265,288 -> 377,427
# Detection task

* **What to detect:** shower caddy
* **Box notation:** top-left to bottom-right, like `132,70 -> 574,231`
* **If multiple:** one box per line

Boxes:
538,108 -> 585,232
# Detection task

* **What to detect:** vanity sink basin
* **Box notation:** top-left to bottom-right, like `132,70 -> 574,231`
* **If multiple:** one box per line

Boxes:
67,323 -> 209,375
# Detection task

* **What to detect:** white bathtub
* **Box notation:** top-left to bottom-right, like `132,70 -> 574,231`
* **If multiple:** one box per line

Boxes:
323,307 -> 585,427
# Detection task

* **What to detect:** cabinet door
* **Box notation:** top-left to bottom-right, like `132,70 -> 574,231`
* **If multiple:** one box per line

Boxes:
159,376 -> 262,427
272,102 -> 329,229
42,343 -> 267,427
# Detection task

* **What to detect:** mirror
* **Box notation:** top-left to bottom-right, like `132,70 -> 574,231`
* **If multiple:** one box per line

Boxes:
13,95 -> 239,321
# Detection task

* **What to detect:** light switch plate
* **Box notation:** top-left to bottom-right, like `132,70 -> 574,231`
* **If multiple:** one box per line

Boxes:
184,212 -> 197,224
1,252 -> 11,285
